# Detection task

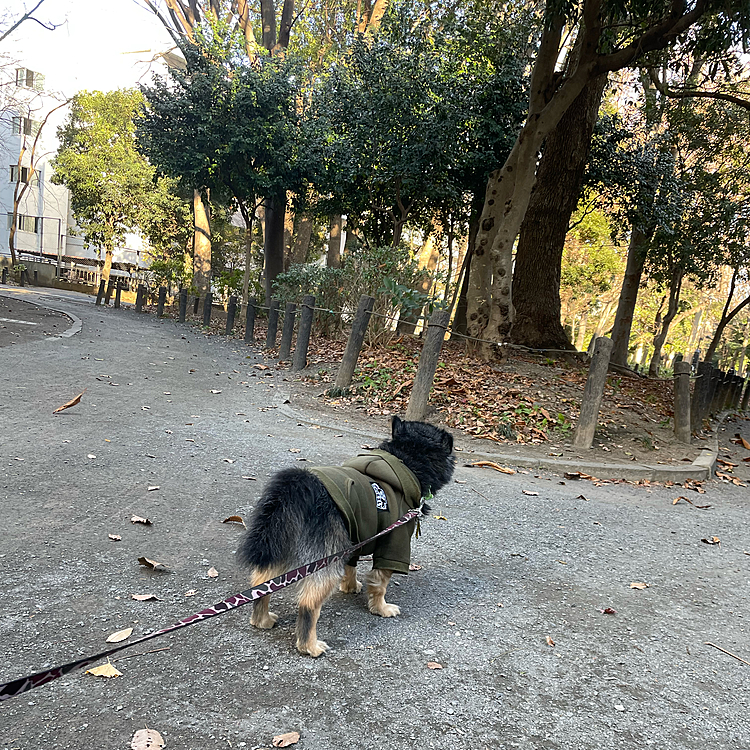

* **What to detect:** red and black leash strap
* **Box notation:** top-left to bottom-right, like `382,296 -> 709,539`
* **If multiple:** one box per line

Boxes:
0,507 -> 422,703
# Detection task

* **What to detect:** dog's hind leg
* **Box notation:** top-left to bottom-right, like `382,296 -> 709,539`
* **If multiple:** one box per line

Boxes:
367,568 -> 400,617
296,570 -> 339,657
249,568 -> 281,629
339,564 -> 362,594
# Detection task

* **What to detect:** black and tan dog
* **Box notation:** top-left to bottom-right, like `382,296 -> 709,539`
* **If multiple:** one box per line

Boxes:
238,417 -> 455,656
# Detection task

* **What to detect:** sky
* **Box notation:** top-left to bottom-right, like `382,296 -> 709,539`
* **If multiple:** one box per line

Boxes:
4,0 -> 176,95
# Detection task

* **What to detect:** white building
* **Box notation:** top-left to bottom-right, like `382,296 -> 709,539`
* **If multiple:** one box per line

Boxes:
0,63 -> 148,286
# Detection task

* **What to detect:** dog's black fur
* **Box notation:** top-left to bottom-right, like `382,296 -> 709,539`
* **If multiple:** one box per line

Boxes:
238,416 -> 455,656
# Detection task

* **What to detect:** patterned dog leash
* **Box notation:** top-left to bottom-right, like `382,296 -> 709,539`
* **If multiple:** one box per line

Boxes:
0,506 -> 422,703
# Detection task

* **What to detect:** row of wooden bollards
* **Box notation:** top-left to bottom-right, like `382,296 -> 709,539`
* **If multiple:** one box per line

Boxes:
572,337 -> 749,448
121,286 -> 451,422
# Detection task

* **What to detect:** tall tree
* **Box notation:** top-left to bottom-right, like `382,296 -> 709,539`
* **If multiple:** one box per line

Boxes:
52,90 -> 162,282
466,1 -> 750,358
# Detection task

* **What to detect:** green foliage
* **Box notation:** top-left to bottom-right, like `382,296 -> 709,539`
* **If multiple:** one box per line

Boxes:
52,90 -> 176,258
147,255 -> 192,290
272,244 -> 425,339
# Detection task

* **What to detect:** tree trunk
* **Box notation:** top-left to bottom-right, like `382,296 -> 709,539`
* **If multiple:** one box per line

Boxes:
260,0 -> 276,51
290,214 -> 313,266
510,74 -> 607,349
704,269 -> 750,363
193,188 -> 211,295
609,226 -> 651,366
327,213 -> 342,268
238,200 -> 254,306
102,241 -> 113,282
648,269 -> 683,377
686,308 -> 703,356
283,203 -> 295,269
396,232 -> 439,335
264,194 -> 286,302
593,299 -> 616,338
575,310 -> 588,351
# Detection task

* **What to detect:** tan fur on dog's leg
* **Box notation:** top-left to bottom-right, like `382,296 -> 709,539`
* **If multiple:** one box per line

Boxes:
340,564 -> 362,594
249,568 -> 280,629
296,571 -> 339,657
367,568 -> 400,617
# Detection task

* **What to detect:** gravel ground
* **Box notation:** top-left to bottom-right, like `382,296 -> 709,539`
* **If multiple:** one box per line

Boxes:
1,287 -> 749,750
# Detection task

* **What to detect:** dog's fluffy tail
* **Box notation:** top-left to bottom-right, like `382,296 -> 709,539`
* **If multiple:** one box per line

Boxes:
237,468 -> 348,571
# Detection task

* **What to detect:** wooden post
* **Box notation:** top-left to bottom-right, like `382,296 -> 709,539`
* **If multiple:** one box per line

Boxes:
114,283 -> 122,309
134,284 -> 144,312
1,268 -> 7,284
732,374 -> 744,409
178,289 -> 188,323
707,368 -> 722,415
279,302 -> 297,360
193,295 -> 200,315
292,295 -> 316,371
690,361 -> 713,432
104,278 -> 115,305
673,360 -> 691,444
157,286 -> 167,318
334,295 -> 375,392
572,336 -> 614,449
266,299 -> 280,348
224,296 -> 238,335
405,310 -> 450,421
202,292 -> 213,326
95,279 -> 106,306
244,297 -> 256,342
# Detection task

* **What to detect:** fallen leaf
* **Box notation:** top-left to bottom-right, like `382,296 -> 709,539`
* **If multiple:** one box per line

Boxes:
223,458 -> 235,464
130,728 -> 165,750
630,582 -> 649,590
106,627 -> 134,643
546,636 -> 555,647
242,475 -> 257,480
207,567 -> 219,578
426,661 -> 443,669
86,661 -> 122,678
576,494 -> 589,501
138,556 -> 169,571
522,490 -> 539,496
53,390 -> 86,414
210,390 -> 222,394
223,515 -> 246,527
408,563 -> 423,571
147,486 -> 160,492
289,448 -> 301,453
87,454 -> 97,460
598,607 -> 617,615
108,534 -> 122,541
673,496 -> 712,509
466,461 -> 515,475
272,731 -> 300,747
184,589 -> 197,596
433,515 -> 447,520
131,515 -> 152,525
253,364 -> 270,370
701,536 -> 721,545
131,594 -> 161,601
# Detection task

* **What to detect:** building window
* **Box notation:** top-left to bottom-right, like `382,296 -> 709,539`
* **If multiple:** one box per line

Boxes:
11,116 -> 40,137
9,165 -> 39,186
15,68 -> 44,91
6,213 -> 40,234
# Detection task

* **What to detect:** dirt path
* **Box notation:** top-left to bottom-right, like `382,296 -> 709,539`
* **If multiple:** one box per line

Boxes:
1,290 -> 749,750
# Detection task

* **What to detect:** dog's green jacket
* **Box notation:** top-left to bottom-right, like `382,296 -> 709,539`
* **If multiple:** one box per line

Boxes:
310,450 -> 422,574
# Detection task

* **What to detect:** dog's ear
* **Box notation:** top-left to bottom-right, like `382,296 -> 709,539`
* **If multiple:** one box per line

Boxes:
391,415 -> 404,438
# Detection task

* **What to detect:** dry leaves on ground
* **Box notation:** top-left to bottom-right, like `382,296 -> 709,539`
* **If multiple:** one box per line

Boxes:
466,461 -> 516,475
672,496 -> 711,509
223,515 -> 246,526
426,661 -> 443,669
86,661 -> 122,678
701,536 -> 721,546
106,627 -> 133,643
546,636 -> 555,647
132,594 -> 160,602
630,582 -> 649,590
52,390 -> 85,414
131,515 -> 152,525
272,731 -> 300,747
207,567 -> 219,578
138,556 -> 169,571
130,728 -> 165,749
109,534 -> 122,541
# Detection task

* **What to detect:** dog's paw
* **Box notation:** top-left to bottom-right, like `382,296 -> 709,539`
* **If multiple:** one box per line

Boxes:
251,611 -> 279,629
370,602 -> 401,618
340,579 -> 362,594
298,639 -> 330,657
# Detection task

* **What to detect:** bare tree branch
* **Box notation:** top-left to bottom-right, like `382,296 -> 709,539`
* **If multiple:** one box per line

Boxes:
0,0 -> 59,44
647,66 -> 750,110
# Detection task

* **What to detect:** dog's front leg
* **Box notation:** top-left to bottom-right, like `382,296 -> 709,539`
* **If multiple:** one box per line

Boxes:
366,568 -> 400,617
340,564 -> 362,594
